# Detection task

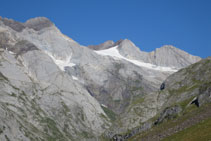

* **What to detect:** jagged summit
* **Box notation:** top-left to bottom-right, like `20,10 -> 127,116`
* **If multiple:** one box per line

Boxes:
88,40 -> 115,50
87,39 -> 136,51
0,17 -> 25,32
24,17 -> 54,31
153,45 -> 201,68
0,17 -> 54,32
160,45 -> 176,48
114,39 -> 136,47
89,39 -> 201,69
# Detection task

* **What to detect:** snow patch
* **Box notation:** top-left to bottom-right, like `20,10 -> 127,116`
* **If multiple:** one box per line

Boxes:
101,104 -> 108,108
72,76 -> 78,80
44,51 -> 76,71
95,46 -> 178,72
9,51 -> 15,55
6,48 -> 16,55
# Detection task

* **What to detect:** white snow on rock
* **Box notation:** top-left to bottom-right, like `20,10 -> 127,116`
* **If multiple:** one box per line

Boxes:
44,51 -> 76,71
72,76 -> 78,80
101,104 -> 108,108
6,48 -> 16,55
95,46 -> 178,72
9,51 -> 16,55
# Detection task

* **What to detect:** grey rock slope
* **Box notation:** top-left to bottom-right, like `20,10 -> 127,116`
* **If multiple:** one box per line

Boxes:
13,17 -> 177,115
0,17 -> 202,140
0,17 -> 111,141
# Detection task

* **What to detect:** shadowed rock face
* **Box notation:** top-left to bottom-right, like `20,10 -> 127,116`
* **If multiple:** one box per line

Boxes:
0,32 -> 11,49
88,40 -> 115,50
0,31 -> 38,56
24,17 -> 54,31
1,18 -> 25,32
0,17 -> 54,32
9,40 -> 39,56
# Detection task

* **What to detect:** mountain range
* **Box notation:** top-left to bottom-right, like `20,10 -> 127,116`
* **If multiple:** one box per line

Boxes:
0,17 -> 210,141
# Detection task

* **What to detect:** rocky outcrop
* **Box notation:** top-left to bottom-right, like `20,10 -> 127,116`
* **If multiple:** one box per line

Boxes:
0,17 -> 25,32
154,105 -> 182,125
8,40 -> 39,56
24,17 -> 54,31
88,40 -> 115,50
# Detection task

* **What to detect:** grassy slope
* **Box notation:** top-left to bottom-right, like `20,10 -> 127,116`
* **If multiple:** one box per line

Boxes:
129,103 -> 211,141
128,58 -> 211,141
162,118 -> 211,141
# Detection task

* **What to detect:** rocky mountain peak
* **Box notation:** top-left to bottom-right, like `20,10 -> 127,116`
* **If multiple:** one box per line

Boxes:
0,17 -> 206,141
0,17 -> 25,32
160,45 -> 176,49
87,39 -> 136,51
24,17 -> 54,31
114,39 -> 143,59
0,17 -> 54,32
88,38 -> 201,69
153,45 -> 201,68
88,40 -> 115,50
115,39 -> 136,48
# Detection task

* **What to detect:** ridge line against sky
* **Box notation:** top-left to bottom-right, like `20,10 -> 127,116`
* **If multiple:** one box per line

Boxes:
0,0 -> 210,58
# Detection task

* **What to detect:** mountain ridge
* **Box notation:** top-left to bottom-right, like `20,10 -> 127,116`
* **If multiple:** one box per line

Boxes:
88,39 -> 201,69
0,17 -> 207,141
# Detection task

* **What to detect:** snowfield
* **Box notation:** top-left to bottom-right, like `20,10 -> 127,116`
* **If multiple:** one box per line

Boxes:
44,51 -> 76,71
95,46 -> 178,72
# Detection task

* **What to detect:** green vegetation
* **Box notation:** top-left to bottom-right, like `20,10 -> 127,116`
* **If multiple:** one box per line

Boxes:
101,106 -> 117,121
199,81 -> 211,92
80,131 -> 94,138
129,103 -> 211,141
126,95 -> 145,114
168,84 -> 198,95
5,135 -> 10,141
61,102 -> 69,116
131,86 -> 143,92
0,72 -> 8,81
114,99 -> 121,103
41,117 -> 66,141
162,118 -> 211,141
178,96 -> 195,110
11,93 -> 16,97
0,128 -> 3,134
131,97 -> 144,106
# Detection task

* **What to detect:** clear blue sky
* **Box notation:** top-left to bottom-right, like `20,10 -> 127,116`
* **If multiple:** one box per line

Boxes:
0,0 -> 210,58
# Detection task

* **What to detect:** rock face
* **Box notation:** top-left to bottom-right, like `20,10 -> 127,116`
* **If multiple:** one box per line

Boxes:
154,105 -> 182,125
1,18 -> 25,32
88,40 -> 115,50
0,17 -> 111,141
24,17 -> 54,31
0,17 -> 203,140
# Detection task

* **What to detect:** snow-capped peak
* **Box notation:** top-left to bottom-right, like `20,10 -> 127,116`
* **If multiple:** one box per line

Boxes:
94,46 -> 178,72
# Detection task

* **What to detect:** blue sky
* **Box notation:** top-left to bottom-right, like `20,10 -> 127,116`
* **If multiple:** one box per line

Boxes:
0,0 -> 210,58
